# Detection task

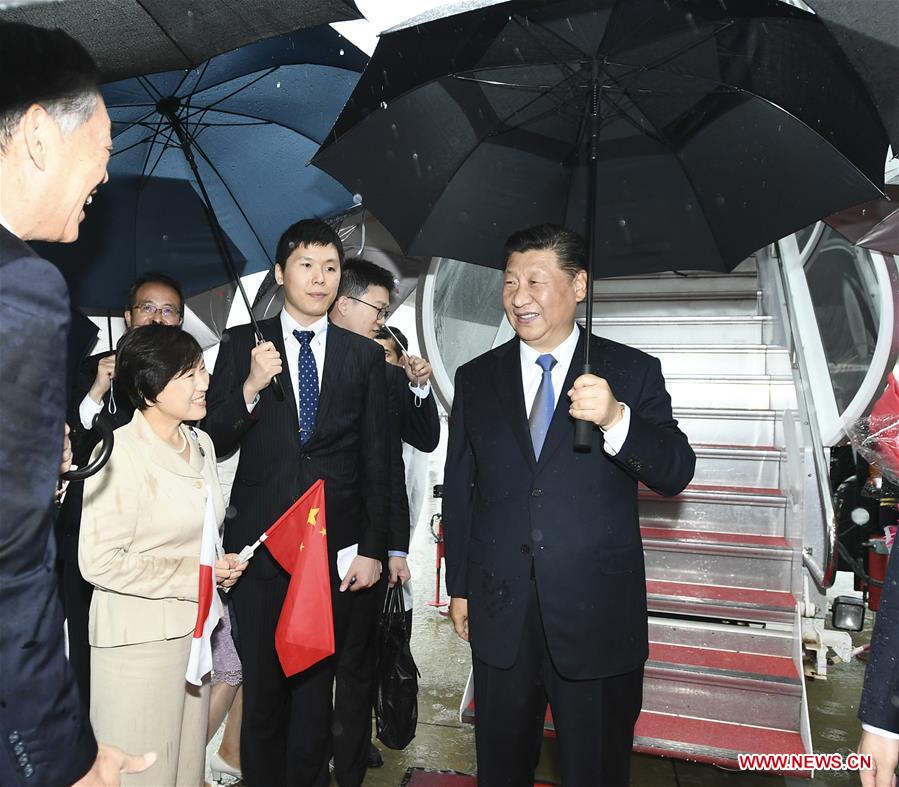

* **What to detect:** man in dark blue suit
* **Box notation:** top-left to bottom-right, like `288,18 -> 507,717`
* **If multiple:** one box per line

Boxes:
858,536 -> 898,787
444,224 -> 695,786
0,21 -> 153,787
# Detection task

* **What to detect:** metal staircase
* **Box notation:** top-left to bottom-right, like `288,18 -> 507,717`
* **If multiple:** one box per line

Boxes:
586,260 -> 812,768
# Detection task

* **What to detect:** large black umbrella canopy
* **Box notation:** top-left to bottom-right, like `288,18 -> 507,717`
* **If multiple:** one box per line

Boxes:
313,0 -> 888,277
805,0 -> 899,157
0,0 -> 360,80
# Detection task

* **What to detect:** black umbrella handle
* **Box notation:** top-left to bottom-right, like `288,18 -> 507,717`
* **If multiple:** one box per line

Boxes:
61,415 -> 114,482
573,363 -> 594,452
270,372 -> 285,402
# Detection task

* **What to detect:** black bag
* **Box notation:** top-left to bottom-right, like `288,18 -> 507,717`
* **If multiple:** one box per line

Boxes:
374,582 -> 419,749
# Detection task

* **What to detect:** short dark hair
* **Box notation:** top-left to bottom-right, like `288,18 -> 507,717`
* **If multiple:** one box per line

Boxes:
0,22 -> 100,152
275,218 -> 345,270
115,324 -> 203,411
336,257 -> 395,301
504,223 -> 587,277
374,325 -> 408,357
127,272 -> 184,309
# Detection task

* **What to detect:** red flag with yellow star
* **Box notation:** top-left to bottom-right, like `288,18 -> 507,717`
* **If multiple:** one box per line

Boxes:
262,478 -> 334,676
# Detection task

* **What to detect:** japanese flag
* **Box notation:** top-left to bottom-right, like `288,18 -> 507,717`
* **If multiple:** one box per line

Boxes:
185,490 -> 221,686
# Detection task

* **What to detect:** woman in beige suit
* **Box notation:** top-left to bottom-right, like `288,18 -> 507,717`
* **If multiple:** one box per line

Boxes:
80,324 -> 245,786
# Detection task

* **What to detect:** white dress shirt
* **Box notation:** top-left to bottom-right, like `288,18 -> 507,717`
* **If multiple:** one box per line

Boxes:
519,325 -> 630,455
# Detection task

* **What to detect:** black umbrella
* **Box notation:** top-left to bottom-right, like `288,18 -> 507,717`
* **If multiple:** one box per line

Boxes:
0,0 -> 359,80
313,0 -> 888,447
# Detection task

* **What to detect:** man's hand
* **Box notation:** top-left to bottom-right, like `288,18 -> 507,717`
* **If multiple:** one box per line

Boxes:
339,556 -> 382,592
72,744 -> 156,786
88,355 -> 116,405
215,553 -> 248,589
59,423 -> 73,476
568,374 -> 623,429
859,729 -> 899,787
404,355 -> 432,387
388,556 -> 411,587
449,597 -> 469,642
243,341 -> 282,404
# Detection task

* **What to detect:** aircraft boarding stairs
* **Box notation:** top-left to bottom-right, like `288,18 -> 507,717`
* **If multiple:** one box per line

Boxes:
461,258 -> 813,769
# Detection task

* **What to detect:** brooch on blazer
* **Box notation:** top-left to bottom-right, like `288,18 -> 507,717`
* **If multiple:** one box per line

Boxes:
188,426 -> 205,457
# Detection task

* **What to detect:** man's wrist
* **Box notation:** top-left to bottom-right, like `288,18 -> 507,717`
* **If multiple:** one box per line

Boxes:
600,402 -> 625,430
243,380 -> 261,405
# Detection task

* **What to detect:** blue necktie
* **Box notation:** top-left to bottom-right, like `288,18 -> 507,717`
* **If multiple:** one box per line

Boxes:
293,329 -> 318,445
529,354 -> 557,458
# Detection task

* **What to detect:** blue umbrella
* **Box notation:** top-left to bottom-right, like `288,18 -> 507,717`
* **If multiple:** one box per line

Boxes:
96,24 -> 367,398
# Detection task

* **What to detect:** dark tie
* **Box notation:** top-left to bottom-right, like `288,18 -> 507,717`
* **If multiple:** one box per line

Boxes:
293,329 -> 318,445
529,354 -> 557,458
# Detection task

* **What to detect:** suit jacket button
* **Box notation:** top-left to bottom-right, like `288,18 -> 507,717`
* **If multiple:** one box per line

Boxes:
303,454 -> 311,461
23,764 -> 33,778
13,742 -> 24,755
531,488 -> 542,497
8,732 -> 19,744
520,544 -> 531,554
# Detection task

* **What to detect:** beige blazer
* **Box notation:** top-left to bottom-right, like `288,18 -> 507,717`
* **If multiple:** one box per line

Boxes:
79,410 -> 225,648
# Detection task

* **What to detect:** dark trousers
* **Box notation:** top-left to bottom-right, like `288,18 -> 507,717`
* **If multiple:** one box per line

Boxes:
472,581 -> 643,787
232,573 -> 379,787
58,543 -> 93,706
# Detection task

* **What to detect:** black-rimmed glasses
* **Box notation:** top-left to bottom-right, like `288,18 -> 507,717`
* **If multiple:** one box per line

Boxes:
348,296 -> 389,321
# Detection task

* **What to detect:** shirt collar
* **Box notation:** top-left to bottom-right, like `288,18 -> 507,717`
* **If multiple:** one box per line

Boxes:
281,310 -> 329,342
519,324 -> 580,369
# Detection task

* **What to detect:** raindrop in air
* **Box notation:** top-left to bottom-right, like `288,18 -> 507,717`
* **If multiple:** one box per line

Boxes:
380,101 -> 388,109
339,49 -> 345,56
276,81 -> 281,89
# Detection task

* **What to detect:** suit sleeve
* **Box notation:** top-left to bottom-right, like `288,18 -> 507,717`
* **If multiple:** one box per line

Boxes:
0,255 -> 97,786
859,537 -> 899,733
357,350 -> 391,559
80,443 -> 199,600
442,368 -> 476,598
68,354 -> 103,466
400,374 -> 440,453
611,356 -> 695,497
386,374 -> 411,554
203,328 -> 259,457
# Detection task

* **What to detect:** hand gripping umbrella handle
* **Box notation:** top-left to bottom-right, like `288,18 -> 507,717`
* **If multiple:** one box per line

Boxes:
61,415 -> 114,481
573,363 -> 594,452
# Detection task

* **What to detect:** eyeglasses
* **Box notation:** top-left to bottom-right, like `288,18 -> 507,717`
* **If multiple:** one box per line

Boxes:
348,296 -> 389,321
131,302 -> 182,321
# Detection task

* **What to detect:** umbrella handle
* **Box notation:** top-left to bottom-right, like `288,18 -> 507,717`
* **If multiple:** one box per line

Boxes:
573,363 -> 594,452
270,372 -> 285,402
61,415 -> 114,481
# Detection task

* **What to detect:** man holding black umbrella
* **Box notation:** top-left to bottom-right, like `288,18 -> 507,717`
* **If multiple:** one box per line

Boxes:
0,21 -> 154,787
443,224 -> 695,786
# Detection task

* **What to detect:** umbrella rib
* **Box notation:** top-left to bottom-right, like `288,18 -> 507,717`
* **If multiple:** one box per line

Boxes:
143,122 -> 180,181
133,0 -> 197,71
110,108 -> 159,141
196,67 -> 280,114
180,125 -> 274,265
174,53 -> 212,101
137,75 -> 164,102
180,105 -> 325,146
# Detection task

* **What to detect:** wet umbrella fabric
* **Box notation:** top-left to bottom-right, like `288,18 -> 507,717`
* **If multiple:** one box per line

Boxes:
313,0 -> 888,277
102,25 -> 367,273
825,184 -> 899,256
0,0 -> 360,81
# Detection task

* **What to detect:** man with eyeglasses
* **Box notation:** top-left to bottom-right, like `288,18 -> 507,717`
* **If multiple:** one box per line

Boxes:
57,271 -> 184,705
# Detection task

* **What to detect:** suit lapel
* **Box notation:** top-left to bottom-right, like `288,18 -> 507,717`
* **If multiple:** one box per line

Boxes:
493,338 -> 535,470
262,316 -> 300,440
304,323 -> 349,447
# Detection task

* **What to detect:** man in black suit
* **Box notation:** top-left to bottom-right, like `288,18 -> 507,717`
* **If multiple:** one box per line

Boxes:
58,272 -> 184,703
858,536 -> 898,787
329,257 -> 441,766
203,219 -> 390,787
0,21 -> 153,787
443,224 -> 695,786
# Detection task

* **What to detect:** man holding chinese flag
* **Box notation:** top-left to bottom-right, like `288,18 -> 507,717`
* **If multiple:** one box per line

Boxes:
262,479 -> 334,675
204,219 -> 389,787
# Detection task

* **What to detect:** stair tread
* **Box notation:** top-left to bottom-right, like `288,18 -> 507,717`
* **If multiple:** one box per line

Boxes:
636,343 -> 787,352
641,525 -> 790,549
665,372 -> 793,381
646,580 -> 797,610
647,642 -> 799,681
590,315 -> 772,323
634,711 -> 806,758
641,482 -> 786,500
591,289 -> 759,300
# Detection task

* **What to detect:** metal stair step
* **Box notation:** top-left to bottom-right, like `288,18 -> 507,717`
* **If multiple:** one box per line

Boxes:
637,344 -> 791,376
648,616 -> 795,661
646,579 -> 797,624
641,524 -> 795,592
633,712 -> 807,770
674,407 -> 785,446
639,484 -> 789,538
665,373 -> 796,409
587,314 -> 776,344
596,270 -> 760,296
582,291 -> 761,317
686,443 -> 785,488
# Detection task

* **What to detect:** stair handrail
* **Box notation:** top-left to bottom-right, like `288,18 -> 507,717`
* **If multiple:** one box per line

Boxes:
765,240 -> 839,591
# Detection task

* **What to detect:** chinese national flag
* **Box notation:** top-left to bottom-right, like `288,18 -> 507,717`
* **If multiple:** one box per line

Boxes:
262,479 -> 334,676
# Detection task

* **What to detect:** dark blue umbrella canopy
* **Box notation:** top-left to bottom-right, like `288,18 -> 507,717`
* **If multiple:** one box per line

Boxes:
101,25 -> 367,274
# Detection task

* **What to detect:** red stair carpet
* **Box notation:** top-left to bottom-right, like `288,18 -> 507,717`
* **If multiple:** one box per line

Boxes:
402,768 -> 557,786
